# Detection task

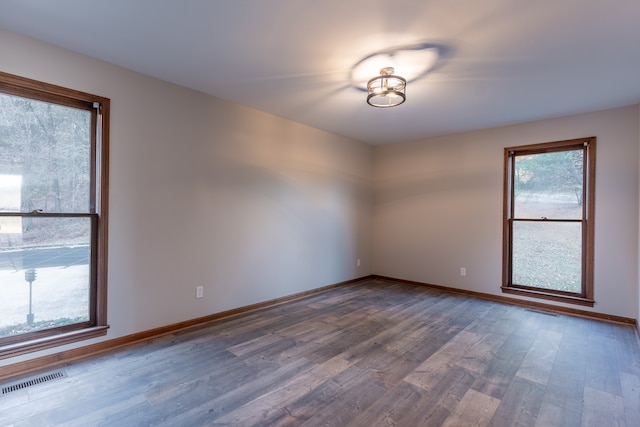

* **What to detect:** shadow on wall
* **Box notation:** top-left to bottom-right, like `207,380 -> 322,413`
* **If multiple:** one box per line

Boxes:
375,167 -> 497,206
197,157 -> 364,282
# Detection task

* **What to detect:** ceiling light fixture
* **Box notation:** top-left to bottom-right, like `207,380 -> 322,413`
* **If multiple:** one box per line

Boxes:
367,67 -> 406,108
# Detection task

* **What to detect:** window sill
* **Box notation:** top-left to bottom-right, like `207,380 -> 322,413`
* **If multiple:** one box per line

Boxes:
0,325 -> 109,360
501,286 -> 594,307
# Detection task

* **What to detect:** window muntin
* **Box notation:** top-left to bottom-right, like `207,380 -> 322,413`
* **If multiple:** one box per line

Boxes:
0,72 -> 109,357
503,138 -> 595,306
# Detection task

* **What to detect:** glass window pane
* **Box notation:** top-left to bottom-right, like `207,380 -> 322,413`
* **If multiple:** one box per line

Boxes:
513,150 -> 583,219
0,93 -> 91,213
0,216 -> 91,338
512,221 -> 582,293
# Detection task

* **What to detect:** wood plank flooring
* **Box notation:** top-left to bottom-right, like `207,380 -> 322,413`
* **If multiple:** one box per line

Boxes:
1,278 -> 639,426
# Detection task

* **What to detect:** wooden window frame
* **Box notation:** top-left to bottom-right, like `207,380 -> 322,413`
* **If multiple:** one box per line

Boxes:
502,137 -> 596,307
0,72 -> 109,359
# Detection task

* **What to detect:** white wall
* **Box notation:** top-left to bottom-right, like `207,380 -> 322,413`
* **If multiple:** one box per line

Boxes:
1,28 -> 638,369
0,30 -> 373,366
373,105 -> 640,319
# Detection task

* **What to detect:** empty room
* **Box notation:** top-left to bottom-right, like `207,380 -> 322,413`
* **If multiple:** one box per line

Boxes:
0,1 -> 639,426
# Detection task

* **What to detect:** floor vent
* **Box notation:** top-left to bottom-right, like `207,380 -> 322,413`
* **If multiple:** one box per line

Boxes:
1,370 -> 67,395
526,309 -> 558,317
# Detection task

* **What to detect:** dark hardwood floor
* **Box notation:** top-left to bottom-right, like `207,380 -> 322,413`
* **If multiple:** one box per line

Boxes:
1,278 -> 639,426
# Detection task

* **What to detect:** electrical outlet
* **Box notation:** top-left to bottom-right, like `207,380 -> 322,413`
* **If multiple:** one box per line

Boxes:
357,259 -> 361,267
460,267 -> 466,277
196,286 -> 204,299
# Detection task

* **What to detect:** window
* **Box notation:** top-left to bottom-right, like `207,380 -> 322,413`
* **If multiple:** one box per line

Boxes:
0,72 -> 109,358
502,137 -> 595,306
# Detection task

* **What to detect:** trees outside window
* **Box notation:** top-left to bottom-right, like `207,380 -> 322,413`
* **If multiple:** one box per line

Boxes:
0,72 -> 109,358
502,137 -> 595,306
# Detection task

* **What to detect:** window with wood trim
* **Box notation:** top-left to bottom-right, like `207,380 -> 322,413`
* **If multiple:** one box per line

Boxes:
502,137 -> 595,306
0,72 -> 109,358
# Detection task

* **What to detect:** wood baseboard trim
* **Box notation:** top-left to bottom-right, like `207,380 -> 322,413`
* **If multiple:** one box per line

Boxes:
0,276 -> 371,383
373,275 -> 637,326
3,274 -> 635,382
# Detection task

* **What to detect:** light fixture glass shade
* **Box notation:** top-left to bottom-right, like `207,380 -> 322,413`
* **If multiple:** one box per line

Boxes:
367,67 -> 406,107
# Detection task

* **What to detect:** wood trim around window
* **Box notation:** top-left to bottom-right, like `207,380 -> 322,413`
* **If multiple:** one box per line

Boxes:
502,137 -> 596,307
0,71 -> 110,359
